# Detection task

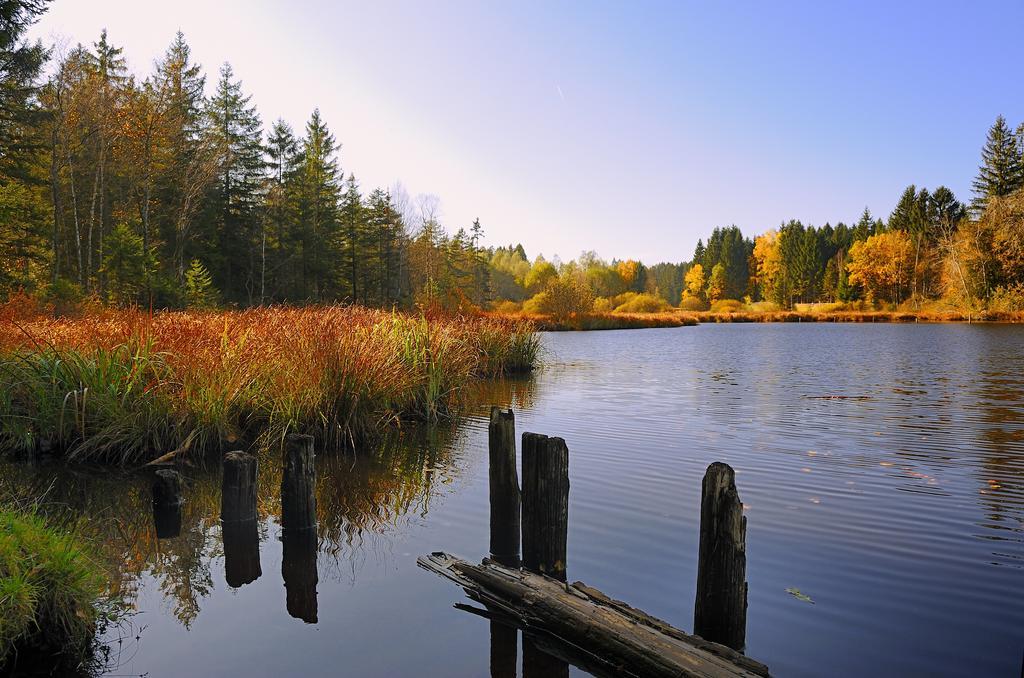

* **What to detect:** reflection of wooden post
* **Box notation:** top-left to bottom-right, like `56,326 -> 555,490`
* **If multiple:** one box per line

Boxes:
222,451 -> 261,587
222,451 -> 257,523
223,519 -> 261,587
282,434 -> 316,530
521,432 -> 569,581
489,619 -> 517,678
694,462 -> 747,651
522,637 -> 569,678
489,407 -> 520,567
152,469 -> 182,539
282,528 -> 318,623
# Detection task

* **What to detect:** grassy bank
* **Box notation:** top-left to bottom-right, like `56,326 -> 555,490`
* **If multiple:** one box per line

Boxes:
0,507 -> 105,673
0,305 -> 539,464
487,311 -> 697,331
687,309 -> 1024,323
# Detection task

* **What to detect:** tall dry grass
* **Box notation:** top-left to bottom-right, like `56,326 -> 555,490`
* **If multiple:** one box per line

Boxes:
0,305 -> 539,464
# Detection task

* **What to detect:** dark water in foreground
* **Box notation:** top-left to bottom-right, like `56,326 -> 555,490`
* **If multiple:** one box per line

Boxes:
4,324 -> 1024,677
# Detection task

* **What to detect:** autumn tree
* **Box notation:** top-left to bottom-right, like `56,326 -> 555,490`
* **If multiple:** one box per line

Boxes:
847,230 -> 914,304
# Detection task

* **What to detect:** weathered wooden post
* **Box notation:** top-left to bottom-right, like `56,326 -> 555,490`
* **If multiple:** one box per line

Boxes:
521,432 -> 569,581
281,434 -> 316,530
489,407 -> 520,567
221,451 -> 261,587
693,462 -> 747,651
222,451 -> 257,523
151,469 -> 182,539
282,527 -> 318,623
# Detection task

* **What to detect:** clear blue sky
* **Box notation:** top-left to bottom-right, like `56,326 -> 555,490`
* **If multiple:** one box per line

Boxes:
29,0 -> 1024,264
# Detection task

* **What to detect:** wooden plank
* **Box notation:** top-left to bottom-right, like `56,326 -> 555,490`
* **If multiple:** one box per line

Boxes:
418,552 -> 769,678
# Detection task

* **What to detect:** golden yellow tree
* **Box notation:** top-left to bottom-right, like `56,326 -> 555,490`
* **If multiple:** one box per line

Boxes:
752,229 -> 782,302
847,230 -> 914,304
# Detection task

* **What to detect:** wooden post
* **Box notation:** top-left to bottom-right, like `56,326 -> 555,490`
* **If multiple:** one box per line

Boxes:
152,469 -> 182,539
521,432 -> 569,581
694,462 -> 747,651
282,527 -> 318,623
222,451 -> 257,523
489,407 -> 520,567
281,434 -> 316,530
222,518 -> 261,588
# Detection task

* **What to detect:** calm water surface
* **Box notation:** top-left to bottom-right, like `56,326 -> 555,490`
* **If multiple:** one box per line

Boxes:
4,324 -> 1023,677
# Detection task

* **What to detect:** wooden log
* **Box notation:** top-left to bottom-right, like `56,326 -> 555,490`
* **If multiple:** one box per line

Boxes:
222,451 -> 258,523
222,518 -> 262,588
418,552 -> 769,678
282,528 -> 318,623
489,407 -> 520,567
521,432 -> 568,581
152,469 -> 182,539
694,462 -> 748,652
281,433 -> 316,530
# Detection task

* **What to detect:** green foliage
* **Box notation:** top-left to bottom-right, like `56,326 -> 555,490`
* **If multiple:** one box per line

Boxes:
101,224 -> 153,306
0,508 -> 105,668
612,292 -> 670,313
972,115 -> 1024,214
184,258 -> 218,309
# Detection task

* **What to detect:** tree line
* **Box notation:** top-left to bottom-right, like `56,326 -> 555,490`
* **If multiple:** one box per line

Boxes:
2,1 -> 1023,316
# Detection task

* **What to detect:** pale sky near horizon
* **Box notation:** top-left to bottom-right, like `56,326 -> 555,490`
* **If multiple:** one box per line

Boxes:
29,1 -> 1024,264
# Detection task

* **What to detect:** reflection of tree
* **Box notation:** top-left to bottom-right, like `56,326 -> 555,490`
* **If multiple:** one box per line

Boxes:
466,374 -> 538,413
973,358 -> 1024,555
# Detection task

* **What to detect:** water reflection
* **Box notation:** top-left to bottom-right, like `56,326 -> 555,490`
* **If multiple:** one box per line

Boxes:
223,519 -> 261,588
282,528 -> 319,623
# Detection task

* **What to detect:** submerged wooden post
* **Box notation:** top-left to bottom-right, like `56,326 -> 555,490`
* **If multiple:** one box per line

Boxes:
152,469 -> 182,539
489,407 -> 520,567
281,434 -> 316,530
694,462 -> 747,651
521,432 -> 569,581
222,451 -> 258,523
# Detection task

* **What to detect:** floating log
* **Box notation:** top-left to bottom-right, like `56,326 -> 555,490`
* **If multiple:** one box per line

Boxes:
152,469 -> 182,539
222,451 -> 258,523
521,432 -> 568,581
418,552 -> 769,678
281,433 -> 316,530
282,528 -> 318,623
489,407 -> 520,567
694,462 -> 747,651
223,518 -> 262,588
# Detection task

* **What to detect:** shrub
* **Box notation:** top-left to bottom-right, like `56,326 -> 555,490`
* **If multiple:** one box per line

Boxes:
613,292 -> 670,313
536,276 -> 594,319
679,295 -> 707,311
709,298 -> 744,313
592,296 -> 614,313
0,509 -> 105,669
491,300 -> 522,314
989,282 -> 1024,312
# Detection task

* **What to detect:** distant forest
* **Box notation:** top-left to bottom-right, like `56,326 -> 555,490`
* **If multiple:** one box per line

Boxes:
2,1 -> 1024,315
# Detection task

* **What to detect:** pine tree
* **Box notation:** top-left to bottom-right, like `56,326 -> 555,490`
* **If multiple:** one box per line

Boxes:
972,115 -> 1024,214
0,0 -> 48,181
294,109 -> 341,300
264,119 -> 299,301
205,62 -> 266,304
338,173 -> 365,301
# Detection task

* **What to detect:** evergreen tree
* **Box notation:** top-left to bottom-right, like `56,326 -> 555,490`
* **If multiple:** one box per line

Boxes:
294,109 -> 341,300
338,173 -> 365,301
205,62 -> 266,304
972,115 -> 1024,214
0,0 -> 48,180
264,119 -> 299,301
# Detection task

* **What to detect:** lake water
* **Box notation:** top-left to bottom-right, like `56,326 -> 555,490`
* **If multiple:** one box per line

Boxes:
4,324 -> 1023,677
